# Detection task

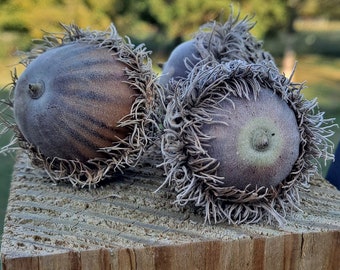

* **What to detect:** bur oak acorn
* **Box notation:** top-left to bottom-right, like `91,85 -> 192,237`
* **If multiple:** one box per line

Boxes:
159,40 -> 200,87
160,59 -> 335,225
14,43 -> 136,162
2,24 -> 162,186
159,14 -> 335,225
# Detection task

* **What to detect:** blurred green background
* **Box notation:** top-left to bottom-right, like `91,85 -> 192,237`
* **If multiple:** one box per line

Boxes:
0,0 -> 339,259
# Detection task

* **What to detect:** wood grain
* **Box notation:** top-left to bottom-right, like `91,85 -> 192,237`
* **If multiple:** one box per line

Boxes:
1,152 -> 339,270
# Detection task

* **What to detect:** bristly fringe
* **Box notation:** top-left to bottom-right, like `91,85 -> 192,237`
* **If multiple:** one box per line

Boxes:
163,12 -> 279,100
194,12 -> 276,67
159,58 -> 335,226
0,23 -> 163,188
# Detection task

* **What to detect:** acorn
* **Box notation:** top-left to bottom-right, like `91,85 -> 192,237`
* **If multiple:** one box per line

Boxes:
159,58 -> 335,225
159,13 -> 274,90
14,42 -> 136,162
1,24 -> 162,186
159,40 -> 200,87
158,13 -> 335,225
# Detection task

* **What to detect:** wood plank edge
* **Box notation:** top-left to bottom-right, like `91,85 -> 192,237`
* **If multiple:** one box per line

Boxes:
2,230 -> 339,270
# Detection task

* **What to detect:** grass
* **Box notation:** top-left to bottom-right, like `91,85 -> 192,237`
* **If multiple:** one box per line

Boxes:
0,89 -> 14,252
297,56 -> 340,176
0,133 -> 14,238
296,55 -> 340,143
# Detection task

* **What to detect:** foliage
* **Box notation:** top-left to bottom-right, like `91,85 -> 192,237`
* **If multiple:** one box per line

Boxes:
0,0 -> 111,37
1,0 -> 338,61
264,30 -> 340,57
1,0 -> 338,40
299,0 -> 340,19
238,0 -> 288,36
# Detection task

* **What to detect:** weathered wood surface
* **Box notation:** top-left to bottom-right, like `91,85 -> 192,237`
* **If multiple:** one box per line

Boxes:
1,152 -> 340,270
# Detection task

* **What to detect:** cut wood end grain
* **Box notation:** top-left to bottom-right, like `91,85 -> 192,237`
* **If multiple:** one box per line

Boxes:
1,152 -> 339,270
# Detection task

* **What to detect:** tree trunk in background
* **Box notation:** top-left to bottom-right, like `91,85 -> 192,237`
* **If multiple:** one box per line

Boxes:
282,4 -> 298,80
282,38 -> 296,80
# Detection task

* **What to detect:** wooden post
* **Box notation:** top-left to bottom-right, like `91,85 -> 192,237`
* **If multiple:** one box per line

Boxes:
1,153 -> 340,270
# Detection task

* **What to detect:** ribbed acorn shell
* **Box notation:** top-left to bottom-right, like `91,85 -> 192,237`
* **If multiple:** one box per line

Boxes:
14,42 -> 136,162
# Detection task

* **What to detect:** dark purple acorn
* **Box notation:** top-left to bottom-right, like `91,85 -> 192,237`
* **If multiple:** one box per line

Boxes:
201,87 -> 300,191
2,24 -> 162,186
159,40 -> 200,87
14,42 -> 136,162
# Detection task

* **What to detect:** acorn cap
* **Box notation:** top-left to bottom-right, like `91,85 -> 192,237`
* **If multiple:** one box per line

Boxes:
160,59 -> 335,225
160,13 -> 276,92
194,13 -> 274,64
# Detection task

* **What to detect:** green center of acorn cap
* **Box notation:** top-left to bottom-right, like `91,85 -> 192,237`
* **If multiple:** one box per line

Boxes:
238,117 -> 283,167
252,129 -> 270,151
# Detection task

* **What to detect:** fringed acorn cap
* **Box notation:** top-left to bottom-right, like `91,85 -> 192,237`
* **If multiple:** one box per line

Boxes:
194,13 -> 274,64
160,13 -> 275,89
0,23 -> 162,187
159,59 -> 335,225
